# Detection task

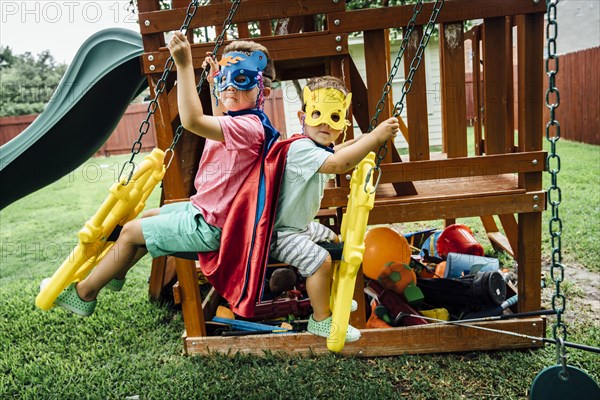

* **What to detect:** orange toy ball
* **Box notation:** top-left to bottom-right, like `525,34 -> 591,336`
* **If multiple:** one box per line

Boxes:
378,262 -> 417,294
362,227 -> 412,280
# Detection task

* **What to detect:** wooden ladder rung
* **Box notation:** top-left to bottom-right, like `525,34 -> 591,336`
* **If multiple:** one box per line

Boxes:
487,231 -> 514,257
172,281 -> 181,304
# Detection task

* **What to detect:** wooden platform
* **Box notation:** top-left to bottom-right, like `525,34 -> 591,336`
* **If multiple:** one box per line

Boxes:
184,318 -> 546,356
322,174 -> 544,225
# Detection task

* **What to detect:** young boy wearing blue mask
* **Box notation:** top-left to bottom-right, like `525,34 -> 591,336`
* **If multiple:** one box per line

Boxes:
43,33 -> 276,316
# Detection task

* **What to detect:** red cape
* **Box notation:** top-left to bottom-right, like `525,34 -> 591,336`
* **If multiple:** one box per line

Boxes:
198,135 -> 302,317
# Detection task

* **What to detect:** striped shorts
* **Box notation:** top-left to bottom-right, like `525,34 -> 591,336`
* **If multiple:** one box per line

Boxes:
270,222 -> 338,277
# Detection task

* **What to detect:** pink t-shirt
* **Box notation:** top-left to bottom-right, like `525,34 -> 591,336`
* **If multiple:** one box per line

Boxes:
190,114 -> 264,228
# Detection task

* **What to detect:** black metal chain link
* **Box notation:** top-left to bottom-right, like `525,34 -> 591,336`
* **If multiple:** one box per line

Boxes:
362,0 -> 423,193
165,0 -> 242,163
393,0 -> 443,120
365,0 -> 445,192
544,0 -> 567,358
120,0 -> 205,183
128,0 -> 136,15
367,0 -> 423,134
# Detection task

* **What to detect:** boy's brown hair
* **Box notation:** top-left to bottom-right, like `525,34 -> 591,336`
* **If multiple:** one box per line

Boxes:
302,75 -> 349,111
305,75 -> 349,95
222,40 -> 275,87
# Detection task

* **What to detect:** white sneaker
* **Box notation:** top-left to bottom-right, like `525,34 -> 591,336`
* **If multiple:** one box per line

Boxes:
39,278 -> 51,291
307,315 -> 361,342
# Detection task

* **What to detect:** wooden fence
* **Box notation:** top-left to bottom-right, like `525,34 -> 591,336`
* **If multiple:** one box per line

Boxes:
0,103 -> 157,156
542,46 -> 599,145
0,89 -> 287,156
465,46 -> 599,146
0,114 -> 37,145
96,103 -> 157,156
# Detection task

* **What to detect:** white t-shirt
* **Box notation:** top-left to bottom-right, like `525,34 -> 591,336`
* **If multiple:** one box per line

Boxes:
273,138 -> 335,232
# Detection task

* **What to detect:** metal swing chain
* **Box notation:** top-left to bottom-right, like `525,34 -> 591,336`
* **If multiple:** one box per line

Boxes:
393,1 -> 443,121
128,0 -> 136,15
165,0 -> 242,165
120,0 -> 241,183
367,0 -> 424,134
365,0 -> 445,193
544,0 -> 567,367
120,0 -> 207,183
362,0 -> 423,193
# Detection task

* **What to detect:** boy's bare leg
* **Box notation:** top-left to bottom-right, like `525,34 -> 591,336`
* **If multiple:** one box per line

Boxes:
305,255 -> 334,321
111,207 -> 159,279
76,219 -> 146,301
141,208 -> 160,218
113,247 -> 148,280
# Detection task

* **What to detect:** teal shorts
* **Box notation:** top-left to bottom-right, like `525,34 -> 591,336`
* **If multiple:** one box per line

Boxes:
141,202 -> 221,257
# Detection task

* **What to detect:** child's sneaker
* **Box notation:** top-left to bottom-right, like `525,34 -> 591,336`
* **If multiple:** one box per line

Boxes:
42,281 -> 96,317
105,278 -> 125,292
307,315 -> 361,342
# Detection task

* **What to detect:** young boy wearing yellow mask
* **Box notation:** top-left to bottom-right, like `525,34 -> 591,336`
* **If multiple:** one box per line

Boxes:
270,76 -> 399,341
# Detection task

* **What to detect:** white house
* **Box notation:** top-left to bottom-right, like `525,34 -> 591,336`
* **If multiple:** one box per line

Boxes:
281,34 -> 443,150
555,0 -> 599,54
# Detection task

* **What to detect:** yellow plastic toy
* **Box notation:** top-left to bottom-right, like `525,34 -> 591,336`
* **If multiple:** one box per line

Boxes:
420,308 -> 450,321
36,149 -> 166,311
327,152 -> 376,352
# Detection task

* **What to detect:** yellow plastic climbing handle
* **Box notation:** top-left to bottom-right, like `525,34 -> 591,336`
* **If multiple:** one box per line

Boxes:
36,149 -> 165,311
328,152 -> 376,352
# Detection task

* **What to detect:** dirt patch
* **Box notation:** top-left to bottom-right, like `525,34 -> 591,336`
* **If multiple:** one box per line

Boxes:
541,258 -> 600,325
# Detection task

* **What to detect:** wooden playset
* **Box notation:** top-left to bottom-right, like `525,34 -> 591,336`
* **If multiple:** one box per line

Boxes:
127,0 -> 550,356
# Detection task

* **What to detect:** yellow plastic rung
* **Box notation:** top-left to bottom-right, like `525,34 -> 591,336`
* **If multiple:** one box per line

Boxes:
328,152 -> 376,352
36,148 -> 166,311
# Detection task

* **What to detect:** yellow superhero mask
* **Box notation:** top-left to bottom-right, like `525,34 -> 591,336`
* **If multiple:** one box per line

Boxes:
303,86 -> 352,131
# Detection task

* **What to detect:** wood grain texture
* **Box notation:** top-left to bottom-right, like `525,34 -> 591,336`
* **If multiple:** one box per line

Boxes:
483,17 -> 509,155
404,26 -> 430,161
184,318 -> 545,356
138,0 -> 344,34
440,22 -> 467,157
142,32 -> 348,74
327,1 -> 547,34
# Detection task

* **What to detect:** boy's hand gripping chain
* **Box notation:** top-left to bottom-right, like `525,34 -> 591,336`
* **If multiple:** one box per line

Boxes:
36,150 -> 165,310
327,153 -> 376,352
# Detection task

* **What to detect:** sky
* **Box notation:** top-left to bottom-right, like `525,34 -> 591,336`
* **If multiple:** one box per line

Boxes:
1,1 -> 140,64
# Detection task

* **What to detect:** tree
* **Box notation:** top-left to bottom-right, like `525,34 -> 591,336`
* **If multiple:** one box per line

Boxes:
0,47 -> 67,117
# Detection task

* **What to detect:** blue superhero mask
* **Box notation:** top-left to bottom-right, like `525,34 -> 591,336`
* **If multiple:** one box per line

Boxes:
215,50 -> 268,92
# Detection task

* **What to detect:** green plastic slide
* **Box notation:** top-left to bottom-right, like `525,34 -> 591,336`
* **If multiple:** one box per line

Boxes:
0,28 -> 148,210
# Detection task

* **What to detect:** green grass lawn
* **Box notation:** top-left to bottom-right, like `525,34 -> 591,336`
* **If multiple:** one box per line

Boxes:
1,144 -> 598,399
